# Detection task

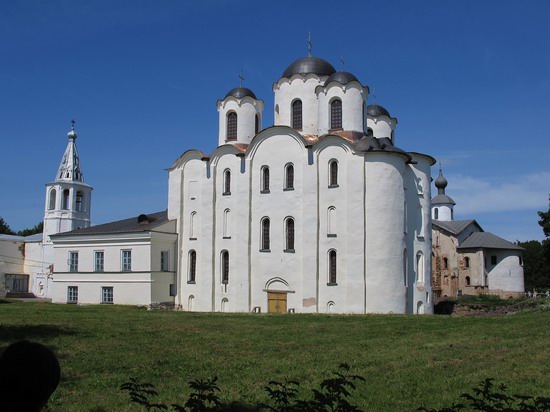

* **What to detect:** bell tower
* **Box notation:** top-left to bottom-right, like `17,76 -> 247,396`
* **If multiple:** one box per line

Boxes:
43,122 -> 93,244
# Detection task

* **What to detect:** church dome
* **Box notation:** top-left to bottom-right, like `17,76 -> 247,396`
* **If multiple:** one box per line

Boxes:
324,71 -> 359,86
281,56 -> 336,79
366,104 -> 391,118
434,171 -> 448,190
224,87 -> 257,100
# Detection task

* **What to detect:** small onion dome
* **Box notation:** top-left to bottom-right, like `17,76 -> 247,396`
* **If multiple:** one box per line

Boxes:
366,104 -> 391,118
435,170 -> 448,191
281,56 -> 336,79
324,71 -> 359,87
224,87 -> 257,100
67,128 -> 77,140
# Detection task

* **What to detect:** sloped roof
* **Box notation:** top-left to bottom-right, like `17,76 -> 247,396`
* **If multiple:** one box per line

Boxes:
432,219 -> 480,235
432,193 -> 456,205
51,211 -> 170,238
457,232 -> 524,251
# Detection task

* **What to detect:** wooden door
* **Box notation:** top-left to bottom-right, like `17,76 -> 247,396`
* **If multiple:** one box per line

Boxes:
267,292 -> 287,313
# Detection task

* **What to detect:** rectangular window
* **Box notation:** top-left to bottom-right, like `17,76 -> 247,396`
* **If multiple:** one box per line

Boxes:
161,250 -> 169,272
121,250 -> 132,272
101,286 -> 113,304
67,286 -> 78,304
94,251 -> 104,272
491,255 -> 497,265
68,251 -> 79,272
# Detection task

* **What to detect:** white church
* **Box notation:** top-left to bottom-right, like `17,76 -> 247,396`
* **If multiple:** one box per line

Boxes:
32,52 -> 435,314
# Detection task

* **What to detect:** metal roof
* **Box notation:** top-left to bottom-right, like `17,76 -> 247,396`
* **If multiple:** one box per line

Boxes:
366,104 -> 391,118
432,193 -> 456,205
224,87 -> 257,100
457,231 -> 524,251
432,219 -> 479,235
324,71 -> 359,86
51,211 -> 170,238
281,56 -> 336,79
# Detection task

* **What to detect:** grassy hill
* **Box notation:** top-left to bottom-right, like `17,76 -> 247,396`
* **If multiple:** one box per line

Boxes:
0,300 -> 548,411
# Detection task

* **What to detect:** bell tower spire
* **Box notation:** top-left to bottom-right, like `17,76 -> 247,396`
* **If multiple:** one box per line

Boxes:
431,162 -> 456,221
43,122 -> 93,244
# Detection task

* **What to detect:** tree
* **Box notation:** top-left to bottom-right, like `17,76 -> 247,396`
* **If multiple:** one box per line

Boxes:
0,216 -> 15,235
17,221 -> 43,237
538,197 -> 550,237
517,240 -> 549,290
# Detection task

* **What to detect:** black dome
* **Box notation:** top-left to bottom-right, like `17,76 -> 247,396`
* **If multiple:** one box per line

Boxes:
324,71 -> 359,86
366,104 -> 391,118
282,56 -> 336,79
224,87 -> 257,100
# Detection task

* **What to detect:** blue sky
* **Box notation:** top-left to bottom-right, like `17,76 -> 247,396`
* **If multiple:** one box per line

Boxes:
1,0 -> 548,241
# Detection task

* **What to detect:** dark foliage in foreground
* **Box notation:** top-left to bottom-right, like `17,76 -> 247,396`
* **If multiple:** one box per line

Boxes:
122,366 -> 550,411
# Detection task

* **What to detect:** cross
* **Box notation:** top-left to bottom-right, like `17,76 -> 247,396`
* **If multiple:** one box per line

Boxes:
339,52 -> 345,69
71,119 -> 76,130
239,70 -> 245,87
307,32 -> 312,56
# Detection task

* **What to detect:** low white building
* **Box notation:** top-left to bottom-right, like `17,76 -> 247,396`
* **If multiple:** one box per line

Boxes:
431,167 -> 524,298
50,212 -> 177,305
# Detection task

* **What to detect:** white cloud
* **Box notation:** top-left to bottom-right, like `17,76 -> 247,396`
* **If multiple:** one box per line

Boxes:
440,171 -> 550,215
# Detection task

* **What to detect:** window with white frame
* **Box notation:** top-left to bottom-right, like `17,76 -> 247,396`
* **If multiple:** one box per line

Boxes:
261,217 -> 270,251
68,251 -> 78,272
161,250 -> 169,272
67,286 -> 78,304
101,286 -> 113,304
227,112 -> 237,141
291,99 -> 302,130
328,250 -> 337,284
261,166 -> 270,192
330,99 -> 342,129
285,217 -> 295,251
284,164 -> 294,190
94,251 -> 104,272
223,169 -> 231,195
121,250 -> 132,272
329,160 -> 338,187
188,250 -> 196,282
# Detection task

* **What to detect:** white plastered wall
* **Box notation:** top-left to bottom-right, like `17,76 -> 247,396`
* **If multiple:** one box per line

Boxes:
217,97 -> 263,146
317,83 -> 366,135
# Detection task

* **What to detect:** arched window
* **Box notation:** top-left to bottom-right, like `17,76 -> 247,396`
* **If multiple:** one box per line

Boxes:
434,207 -> 439,220
255,114 -> 260,134
226,112 -> 237,141
285,218 -> 295,251
330,99 -> 342,130
62,189 -> 70,210
285,164 -> 294,190
291,99 -> 302,130
188,250 -> 197,282
49,189 -> 56,210
261,166 -> 270,192
76,191 -> 83,212
223,209 -> 230,238
223,169 -> 231,195
464,257 -> 470,268
443,257 -> 448,269
329,160 -> 338,187
188,295 -> 194,311
190,212 -> 197,239
261,218 -> 270,251
327,206 -> 336,236
416,252 -> 424,283
329,250 -> 337,284
465,276 -> 471,286
221,250 -> 229,284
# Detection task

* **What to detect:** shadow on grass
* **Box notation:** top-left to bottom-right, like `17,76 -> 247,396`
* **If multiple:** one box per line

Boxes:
0,299 -> 15,304
0,324 -> 77,342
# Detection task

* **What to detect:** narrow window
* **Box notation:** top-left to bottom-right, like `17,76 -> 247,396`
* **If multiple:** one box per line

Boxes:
94,251 -> 104,272
285,164 -> 294,190
190,212 -> 197,239
329,250 -> 337,284
227,112 -> 237,141
223,209 -> 230,238
62,189 -> 70,210
292,99 -> 302,130
465,276 -> 471,286
121,250 -> 132,272
327,207 -> 336,236
68,251 -> 78,272
491,255 -> 497,265
255,113 -> 259,134
76,191 -> 83,212
329,160 -> 338,187
464,257 -> 470,268
67,286 -> 78,304
49,189 -> 56,210
285,218 -> 295,251
101,286 -> 113,304
223,170 -> 231,195
261,218 -> 270,251
416,252 -> 424,283
443,257 -> 448,269
330,99 -> 342,129
188,250 -> 196,282
519,256 -> 522,266
261,166 -> 270,192
434,208 -> 439,220
221,250 -> 229,284
161,250 -> 169,272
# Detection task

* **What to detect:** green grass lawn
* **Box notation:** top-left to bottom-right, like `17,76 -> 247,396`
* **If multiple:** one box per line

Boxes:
1,300 -> 549,411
